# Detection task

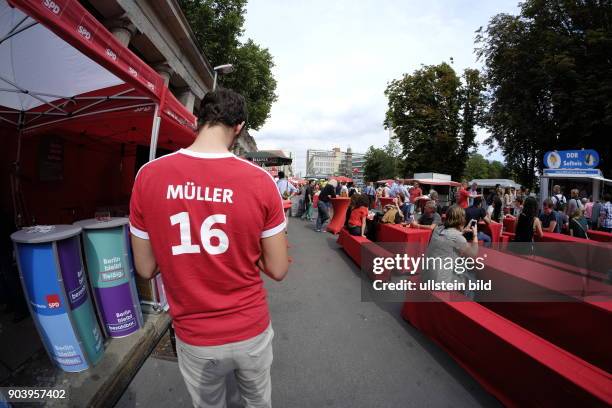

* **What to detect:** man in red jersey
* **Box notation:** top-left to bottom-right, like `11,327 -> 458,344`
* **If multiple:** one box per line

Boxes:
129,88 -> 289,408
456,181 -> 473,209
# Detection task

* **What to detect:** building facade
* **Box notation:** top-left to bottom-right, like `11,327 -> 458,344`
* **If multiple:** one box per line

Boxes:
351,153 -> 366,187
306,147 -> 364,181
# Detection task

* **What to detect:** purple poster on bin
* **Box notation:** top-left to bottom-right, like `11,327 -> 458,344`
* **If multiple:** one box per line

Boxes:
95,283 -> 140,337
57,237 -> 88,310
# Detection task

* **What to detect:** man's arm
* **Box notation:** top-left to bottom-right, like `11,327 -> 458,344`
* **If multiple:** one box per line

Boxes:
131,234 -> 159,280
542,219 -> 557,232
259,232 -> 289,281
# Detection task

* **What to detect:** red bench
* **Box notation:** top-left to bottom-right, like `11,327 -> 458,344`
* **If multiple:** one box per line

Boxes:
478,247 -> 612,372
588,229 -> 612,243
337,228 -> 393,282
401,292 -> 612,407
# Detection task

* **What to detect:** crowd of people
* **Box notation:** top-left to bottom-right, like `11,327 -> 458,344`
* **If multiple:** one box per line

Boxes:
278,175 -> 612,244
276,174 -> 611,300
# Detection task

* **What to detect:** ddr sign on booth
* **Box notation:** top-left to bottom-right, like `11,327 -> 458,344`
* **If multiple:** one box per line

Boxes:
543,149 -> 599,170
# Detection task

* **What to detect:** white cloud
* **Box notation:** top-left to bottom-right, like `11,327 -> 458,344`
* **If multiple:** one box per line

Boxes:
244,0 -> 519,175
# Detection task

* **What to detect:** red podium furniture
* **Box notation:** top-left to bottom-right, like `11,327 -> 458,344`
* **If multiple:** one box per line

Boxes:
337,228 -> 393,282
379,197 -> 395,208
589,230 -> 612,243
326,197 -> 350,234
503,216 -> 516,233
478,221 -> 502,243
477,247 -> 612,372
401,294 -> 612,407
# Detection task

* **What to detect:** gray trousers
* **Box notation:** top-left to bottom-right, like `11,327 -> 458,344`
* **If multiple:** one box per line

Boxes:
176,324 -> 274,408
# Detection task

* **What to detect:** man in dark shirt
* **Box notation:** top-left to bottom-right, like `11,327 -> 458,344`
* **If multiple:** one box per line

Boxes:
539,198 -> 560,233
411,200 -> 441,230
301,180 -> 315,221
464,197 -> 492,246
316,180 -> 337,232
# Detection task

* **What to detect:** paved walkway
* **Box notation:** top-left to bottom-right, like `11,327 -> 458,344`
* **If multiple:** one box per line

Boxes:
116,218 -> 500,407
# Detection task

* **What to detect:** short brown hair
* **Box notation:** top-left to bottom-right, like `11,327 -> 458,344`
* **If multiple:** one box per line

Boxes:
444,205 -> 465,229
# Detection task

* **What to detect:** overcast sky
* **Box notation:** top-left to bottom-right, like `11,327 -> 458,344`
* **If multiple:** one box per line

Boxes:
243,0 -> 520,176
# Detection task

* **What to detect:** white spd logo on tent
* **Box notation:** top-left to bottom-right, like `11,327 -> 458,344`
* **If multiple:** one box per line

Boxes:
43,0 -> 61,15
106,49 -> 117,61
77,25 -> 92,41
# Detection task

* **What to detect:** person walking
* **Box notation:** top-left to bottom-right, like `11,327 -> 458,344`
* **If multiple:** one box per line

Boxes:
364,181 -> 376,209
129,89 -> 289,408
316,179 -> 337,232
301,180 -> 314,221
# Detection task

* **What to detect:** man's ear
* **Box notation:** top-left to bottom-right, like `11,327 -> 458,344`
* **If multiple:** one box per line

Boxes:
234,121 -> 246,135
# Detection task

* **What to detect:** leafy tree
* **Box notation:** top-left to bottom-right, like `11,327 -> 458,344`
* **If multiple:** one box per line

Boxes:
476,0 -> 612,186
384,63 -> 485,180
463,153 -> 509,181
363,140 -> 401,182
463,153 -> 490,181
179,0 -> 277,130
488,160 -> 507,179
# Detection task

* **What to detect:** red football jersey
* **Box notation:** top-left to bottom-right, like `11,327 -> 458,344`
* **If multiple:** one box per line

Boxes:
129,149 -> 286,346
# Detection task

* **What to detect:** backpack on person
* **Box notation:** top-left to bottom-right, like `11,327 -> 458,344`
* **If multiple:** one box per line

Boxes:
551,194 -> 566,212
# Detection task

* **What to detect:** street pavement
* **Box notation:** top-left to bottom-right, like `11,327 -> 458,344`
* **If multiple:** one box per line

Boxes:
116,217 -> 501,408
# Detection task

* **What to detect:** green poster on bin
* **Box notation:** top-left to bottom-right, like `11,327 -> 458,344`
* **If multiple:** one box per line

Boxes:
82,227 -> 130,289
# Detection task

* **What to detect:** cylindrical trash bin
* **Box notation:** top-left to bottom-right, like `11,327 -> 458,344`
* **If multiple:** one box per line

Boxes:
74,218 -> 143,338
11,225 -> 104,372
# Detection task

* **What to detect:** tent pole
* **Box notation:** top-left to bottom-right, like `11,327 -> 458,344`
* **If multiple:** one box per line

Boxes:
148,103 -> 161,161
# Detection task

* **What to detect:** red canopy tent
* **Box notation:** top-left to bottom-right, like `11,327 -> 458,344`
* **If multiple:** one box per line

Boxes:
1,0 -> 199,226
1,0 -> 202,312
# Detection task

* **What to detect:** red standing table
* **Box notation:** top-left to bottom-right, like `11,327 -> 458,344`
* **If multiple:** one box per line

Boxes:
503,215 -> 516,233
377,224 -> 432,259
326,197 -> 350,234
478,221 -> 502,243
379,197 -> 395,208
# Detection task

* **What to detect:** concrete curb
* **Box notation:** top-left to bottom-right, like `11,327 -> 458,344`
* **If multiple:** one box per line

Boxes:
88,313 -> 171,408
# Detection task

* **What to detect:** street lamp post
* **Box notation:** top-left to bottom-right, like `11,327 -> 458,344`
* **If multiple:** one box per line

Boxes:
212,64 -> 235,91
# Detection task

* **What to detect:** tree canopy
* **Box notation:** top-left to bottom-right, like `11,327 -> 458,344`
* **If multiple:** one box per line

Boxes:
179,0 -> 277,130
363,139 -> 402,182
476,0 -> 612,186
384,63 -> 486,180
462,153 -> 508,181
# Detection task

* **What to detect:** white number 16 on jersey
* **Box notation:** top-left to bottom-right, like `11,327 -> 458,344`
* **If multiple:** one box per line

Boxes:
170,212 -> 229,255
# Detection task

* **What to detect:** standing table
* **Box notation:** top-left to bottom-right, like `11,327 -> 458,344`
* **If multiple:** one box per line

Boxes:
379,197 -> 395,208
377,224 -> 432,260
326,197 -> 350,234
503,216 -> 516,233
479,221 -> 502,243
